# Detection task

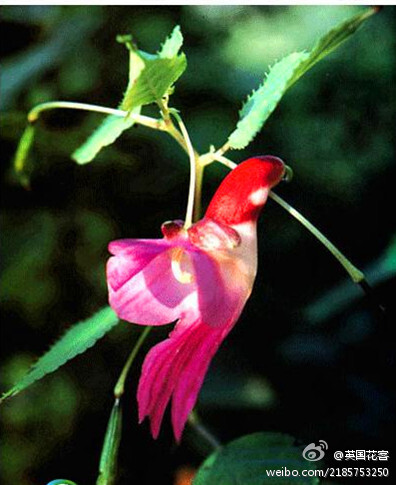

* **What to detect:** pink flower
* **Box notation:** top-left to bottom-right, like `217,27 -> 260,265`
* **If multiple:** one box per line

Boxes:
106,156 -> 285,440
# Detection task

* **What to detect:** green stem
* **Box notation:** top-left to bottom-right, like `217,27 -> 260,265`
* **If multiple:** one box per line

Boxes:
193,163 -> 204,222
268,191 -> 365,283
188,411 -> 221,450
27,100 -> 164,130
170,111 -> 198,229
114,326 -> 152,399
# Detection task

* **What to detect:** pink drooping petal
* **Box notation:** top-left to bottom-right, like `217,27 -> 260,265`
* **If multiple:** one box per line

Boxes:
136,251 -> 251,440
171,322 -> 229,441
137,322 -> 199,438
137,317 -> 229,440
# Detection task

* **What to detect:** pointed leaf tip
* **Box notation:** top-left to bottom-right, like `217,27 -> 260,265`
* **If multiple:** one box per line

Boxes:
159,25 -> 184,58
228,7 -> 377,150
1,306 -> 119,402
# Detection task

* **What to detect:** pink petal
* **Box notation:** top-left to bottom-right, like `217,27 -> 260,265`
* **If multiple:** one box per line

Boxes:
135,245 -> 254,439
108,247 -> 196,325
171,322 -> 229,441
107,239 -> 170,292
138,318 -> 229,440
190,249 -> 248,328
137,322 -> 198,438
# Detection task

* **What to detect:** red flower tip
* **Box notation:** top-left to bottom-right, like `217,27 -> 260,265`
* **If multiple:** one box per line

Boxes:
205,155 -> 285,225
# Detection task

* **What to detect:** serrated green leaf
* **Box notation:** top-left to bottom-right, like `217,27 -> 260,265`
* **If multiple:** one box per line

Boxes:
121,54 -> 186,112
228,52 -> 308,149
228,7 -> 377,149
117,28 -> 186,111
1,306 -> 119,402
97,400 -> 123,485
194,432 -> 320,485
71,112 -> 138,165
159,25 -> 183,58
287,7 -> 377,88
72,26 -> 186,164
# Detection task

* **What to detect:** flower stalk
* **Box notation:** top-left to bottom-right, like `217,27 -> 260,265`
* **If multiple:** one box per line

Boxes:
188,411 -> 222,450
114,326 -> 152,399
169,110 -> 198,229
268,191 -> 365,283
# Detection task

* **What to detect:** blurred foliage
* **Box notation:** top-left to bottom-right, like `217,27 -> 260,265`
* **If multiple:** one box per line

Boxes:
1,5 -> 395,485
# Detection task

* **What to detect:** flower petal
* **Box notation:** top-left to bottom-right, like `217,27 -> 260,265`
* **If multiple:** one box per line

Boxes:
171,322 -> 228,441
108,247 -> 196,325
137,318 -> 229,440
137,322 -> 198,438
190,249 -> 249,328
107,239 -> 170,292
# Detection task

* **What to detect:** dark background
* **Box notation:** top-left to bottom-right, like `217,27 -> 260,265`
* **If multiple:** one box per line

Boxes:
1,5 -> 395,485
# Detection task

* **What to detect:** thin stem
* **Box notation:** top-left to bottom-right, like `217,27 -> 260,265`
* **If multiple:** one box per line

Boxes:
114,326 -> 152,399
193,164 -> 204,222
188,411 -> 221,450
269,191 -> 365,283
27,101 -> 164,131
212,154 -> 366,285
170,111 -> 198,229
210,153 -> 238,170
167,121 -> 193,153
216,141 -> 231,158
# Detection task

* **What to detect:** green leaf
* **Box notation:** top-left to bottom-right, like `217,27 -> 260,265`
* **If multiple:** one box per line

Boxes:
194,432 -> 320,485
71,112 -> 138,165
159,25 -> 184,59
13,123 -> 36,188
121,54 -> 186,112
117,26 -> 186,111
72,26 -> 186,164
97,400 -> 123,485
228,7 -> 377,149
286,6 -> 377,88
1,306 -> 119,402
119,39 -> 146,110
228,52 -> 308,149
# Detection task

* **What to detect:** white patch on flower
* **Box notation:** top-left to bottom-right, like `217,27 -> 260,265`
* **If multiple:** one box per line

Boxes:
170,247 -> 194,284
249,188 -> 267,206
